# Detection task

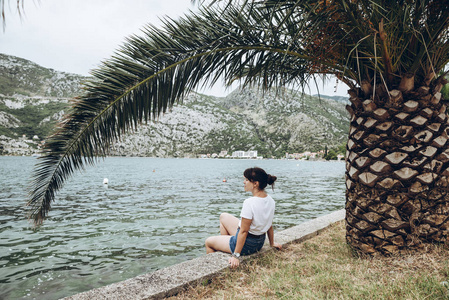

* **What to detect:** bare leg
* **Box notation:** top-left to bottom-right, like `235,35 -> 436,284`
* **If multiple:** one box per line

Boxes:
205,235 -> 232,254
219,213 -> 239,236
205,213 -> 239,254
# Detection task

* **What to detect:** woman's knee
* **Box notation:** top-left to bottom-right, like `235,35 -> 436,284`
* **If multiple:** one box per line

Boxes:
205,237 -> 215,253
205,235 -> 231,253
220,212 -> 237,225
220,212 -> 231,222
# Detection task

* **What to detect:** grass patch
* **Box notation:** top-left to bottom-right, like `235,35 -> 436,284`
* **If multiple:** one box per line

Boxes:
170,221 -> 449,299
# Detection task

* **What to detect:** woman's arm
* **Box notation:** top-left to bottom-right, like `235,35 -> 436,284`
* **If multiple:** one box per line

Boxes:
267,226 -> 282,250
229,217 -> 251,268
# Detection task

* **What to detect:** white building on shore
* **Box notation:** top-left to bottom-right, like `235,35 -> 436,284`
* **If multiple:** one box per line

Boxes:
231,150 -> 260,159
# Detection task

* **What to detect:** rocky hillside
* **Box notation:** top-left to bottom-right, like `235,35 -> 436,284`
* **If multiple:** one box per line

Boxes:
0,53 -> 87,98
0,54 -> 88,155
0,53 -> 349,157
218,88 -> 349,156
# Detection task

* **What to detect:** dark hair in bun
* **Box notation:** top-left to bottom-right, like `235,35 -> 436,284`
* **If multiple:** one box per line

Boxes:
244,167 -> 277,191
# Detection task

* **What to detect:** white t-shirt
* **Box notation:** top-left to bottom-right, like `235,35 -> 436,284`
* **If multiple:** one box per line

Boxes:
238,195 -> 275,235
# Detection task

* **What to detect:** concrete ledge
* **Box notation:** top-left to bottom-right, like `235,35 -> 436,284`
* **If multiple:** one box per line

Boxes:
63,209 -> 345,299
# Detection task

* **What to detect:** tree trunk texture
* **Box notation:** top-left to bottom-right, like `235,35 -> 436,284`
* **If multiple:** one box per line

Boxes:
345,86 -> 449,255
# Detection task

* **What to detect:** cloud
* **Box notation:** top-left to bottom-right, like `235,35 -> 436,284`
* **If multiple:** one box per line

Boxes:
0,0 -> 195,75
0,0 -> 348,97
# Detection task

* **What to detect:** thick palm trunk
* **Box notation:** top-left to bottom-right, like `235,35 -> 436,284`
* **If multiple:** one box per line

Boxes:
345,85 -> 449,255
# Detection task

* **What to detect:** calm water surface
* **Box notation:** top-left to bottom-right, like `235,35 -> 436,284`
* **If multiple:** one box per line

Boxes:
0,157 -> 345,299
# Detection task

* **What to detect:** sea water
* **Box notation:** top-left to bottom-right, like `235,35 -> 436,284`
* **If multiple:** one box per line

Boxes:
0,156 -> 345,299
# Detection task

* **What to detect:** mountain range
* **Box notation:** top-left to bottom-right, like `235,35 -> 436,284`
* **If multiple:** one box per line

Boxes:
0,53 -> 349,158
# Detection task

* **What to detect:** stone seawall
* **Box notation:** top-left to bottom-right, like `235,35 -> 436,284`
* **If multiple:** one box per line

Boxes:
63,209 -> 345,299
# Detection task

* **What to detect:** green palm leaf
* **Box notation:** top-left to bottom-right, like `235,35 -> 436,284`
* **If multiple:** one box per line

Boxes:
26,4 -> 312,225
27,0 -> 449,225
1,0 -> 24,30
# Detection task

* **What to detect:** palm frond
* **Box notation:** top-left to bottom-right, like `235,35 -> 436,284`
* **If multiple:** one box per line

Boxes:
27,0 -> 449,225
26,3 -> 323,225
1,0 -> 24,30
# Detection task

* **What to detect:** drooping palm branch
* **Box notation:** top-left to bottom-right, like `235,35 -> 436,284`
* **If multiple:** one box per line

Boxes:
27,1 -> 449,225
1,0 -> 24,30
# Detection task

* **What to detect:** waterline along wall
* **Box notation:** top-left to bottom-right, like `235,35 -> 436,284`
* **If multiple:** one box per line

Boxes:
63,209 -> 345,299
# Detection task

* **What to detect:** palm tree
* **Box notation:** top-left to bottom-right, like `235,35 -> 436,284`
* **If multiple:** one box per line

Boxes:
27,1 -> 449,255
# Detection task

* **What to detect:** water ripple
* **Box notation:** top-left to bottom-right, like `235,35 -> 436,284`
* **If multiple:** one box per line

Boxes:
0,157 -> 345,299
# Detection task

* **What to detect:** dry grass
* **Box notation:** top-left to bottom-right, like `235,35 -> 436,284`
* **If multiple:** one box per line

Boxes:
169,221 -> 449,299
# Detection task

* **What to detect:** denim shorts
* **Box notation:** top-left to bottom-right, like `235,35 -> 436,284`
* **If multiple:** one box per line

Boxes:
229,228 -> 266,255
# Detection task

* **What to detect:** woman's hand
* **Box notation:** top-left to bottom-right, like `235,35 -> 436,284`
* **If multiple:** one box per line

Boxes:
271,242 -> 282,250
229,256 -> 240,268
267,227 -> 282,251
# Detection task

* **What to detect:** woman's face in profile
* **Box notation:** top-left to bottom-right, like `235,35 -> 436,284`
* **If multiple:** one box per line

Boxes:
243,177 -> 254,192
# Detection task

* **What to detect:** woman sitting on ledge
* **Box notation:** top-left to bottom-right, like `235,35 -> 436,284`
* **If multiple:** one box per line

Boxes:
205,167 -> 282,268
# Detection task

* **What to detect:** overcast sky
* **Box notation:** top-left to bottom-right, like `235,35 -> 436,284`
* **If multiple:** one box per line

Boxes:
0,0 -> 348,97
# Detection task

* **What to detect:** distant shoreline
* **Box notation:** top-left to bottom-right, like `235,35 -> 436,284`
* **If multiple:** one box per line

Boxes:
0,154 -> 345,162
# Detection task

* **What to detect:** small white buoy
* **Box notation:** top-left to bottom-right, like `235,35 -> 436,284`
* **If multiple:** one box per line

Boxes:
103,178 -> 109,185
